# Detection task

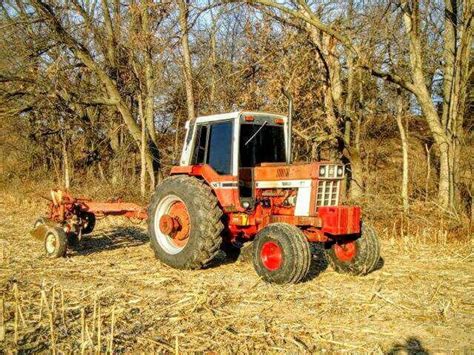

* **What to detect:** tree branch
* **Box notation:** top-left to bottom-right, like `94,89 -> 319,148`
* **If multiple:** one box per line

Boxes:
243,0 -> 357,54
361,65 -> 417,94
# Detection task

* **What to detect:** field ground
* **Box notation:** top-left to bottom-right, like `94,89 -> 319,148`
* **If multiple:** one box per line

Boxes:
0,190 -> 473,353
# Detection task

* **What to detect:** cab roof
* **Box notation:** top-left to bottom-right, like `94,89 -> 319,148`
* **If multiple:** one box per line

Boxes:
194,111 -> 287,124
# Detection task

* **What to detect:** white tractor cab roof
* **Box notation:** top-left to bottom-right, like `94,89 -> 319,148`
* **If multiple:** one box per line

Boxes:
193,111 -> 286,124
180,111 -> 290,175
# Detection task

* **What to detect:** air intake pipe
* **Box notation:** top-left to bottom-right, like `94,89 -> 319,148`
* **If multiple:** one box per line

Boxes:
282,89 -> 293,164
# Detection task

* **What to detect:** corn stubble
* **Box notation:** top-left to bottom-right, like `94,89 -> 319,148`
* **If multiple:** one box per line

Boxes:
0,190 -> 472,353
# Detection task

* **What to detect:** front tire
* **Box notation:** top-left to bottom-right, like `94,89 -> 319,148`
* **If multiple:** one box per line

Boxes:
326,224 -> 380,275
148,175 -> 224,269
253,223 -> 311,284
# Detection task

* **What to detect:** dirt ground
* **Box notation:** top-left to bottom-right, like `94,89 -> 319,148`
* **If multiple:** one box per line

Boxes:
0,190 -> 473,353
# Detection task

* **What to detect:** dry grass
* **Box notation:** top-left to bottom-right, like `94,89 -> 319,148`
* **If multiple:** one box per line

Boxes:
0,189 -> 473,353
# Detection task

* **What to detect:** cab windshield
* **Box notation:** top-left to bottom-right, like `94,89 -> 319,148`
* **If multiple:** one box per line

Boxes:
239,123 -> 286,167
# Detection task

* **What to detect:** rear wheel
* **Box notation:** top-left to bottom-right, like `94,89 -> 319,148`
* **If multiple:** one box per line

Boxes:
148,175 -> 224,269
326,224 -> 380,275
253,223 -> 311,284
44,227 -> 68,258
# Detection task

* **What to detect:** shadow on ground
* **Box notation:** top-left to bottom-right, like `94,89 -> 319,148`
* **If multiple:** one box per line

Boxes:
387,337 -> 429,355
69,226 -> 149,256
206,241 -> 332,281
375,256 -> 385,271
304,243 -> 330,282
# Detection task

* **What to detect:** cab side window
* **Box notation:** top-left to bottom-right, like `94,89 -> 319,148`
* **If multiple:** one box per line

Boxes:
191,121 -> 233,175
192,125 -> 208,164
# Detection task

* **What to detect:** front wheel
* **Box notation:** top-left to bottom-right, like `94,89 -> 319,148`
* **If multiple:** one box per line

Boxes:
148,175 -> 224,270
326,224 -> 380,275
253,223 -> 311,284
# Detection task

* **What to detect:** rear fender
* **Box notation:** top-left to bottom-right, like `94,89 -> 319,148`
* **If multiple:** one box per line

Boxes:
170,165 -> 244,212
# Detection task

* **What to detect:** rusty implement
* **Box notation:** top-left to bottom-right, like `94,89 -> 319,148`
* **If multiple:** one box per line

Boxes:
30,189 -> 148,258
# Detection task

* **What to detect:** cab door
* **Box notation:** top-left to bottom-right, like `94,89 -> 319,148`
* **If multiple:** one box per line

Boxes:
191,120 -> 234,175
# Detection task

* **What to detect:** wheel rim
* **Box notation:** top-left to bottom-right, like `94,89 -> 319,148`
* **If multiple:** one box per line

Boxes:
260,241 -> 283,271
334,241 -> 357,262
45,233 -> 57,254
154,195 -> 191,255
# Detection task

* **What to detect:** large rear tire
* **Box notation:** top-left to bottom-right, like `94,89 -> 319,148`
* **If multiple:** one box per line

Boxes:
326,224 -> 380,275
148,175 -> 224,269
252,223 -> 311,284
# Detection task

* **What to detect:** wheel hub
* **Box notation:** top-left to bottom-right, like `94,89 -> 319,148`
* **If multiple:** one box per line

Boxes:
159,215 -> 180,235
45,233 -> 57,253
159,201 -> 190,247
334,241 -> 357,262
260,241 -> 283,271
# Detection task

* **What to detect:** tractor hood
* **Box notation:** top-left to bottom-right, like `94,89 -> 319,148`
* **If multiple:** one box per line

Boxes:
254,162 -> 345,182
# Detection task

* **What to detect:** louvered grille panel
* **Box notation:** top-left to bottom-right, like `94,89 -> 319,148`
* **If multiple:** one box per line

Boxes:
316,180 -> 340,206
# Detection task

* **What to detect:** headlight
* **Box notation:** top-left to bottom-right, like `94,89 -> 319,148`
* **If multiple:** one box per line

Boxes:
337,167 -> 344,176
319,166 -> 326,177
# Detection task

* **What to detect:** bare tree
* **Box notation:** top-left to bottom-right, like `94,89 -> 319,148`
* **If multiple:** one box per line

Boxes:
395,91 -> 409,213
178,0 -> 196,121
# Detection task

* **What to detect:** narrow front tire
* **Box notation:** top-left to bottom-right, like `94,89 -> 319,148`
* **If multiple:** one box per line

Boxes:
253,223 -> 311,284
326,224 -> 380,275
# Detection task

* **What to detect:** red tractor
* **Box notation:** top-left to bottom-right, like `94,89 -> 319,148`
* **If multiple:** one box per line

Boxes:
148,110 -> 380,284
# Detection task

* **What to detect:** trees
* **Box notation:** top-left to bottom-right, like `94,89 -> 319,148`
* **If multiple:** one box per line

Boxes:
27,0 -> 174,191
244,0 -> 472,212
0,0 -> 472,218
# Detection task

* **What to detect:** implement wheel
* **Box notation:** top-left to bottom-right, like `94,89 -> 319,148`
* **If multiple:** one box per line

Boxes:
148,175 -> 223,269
326,224 -> 380,275
44,227 -> 68,258
253,223 -> 311,284
33,217 -> 50,229
81,212 -> 96,235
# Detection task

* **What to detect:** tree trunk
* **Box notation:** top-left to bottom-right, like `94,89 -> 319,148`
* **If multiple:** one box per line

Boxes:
209,28 -> 217,107
345,146 -> 363,200
141,1 -> 158,148
395,93 -> 409,213
178,0 -> 196,121
138,96 -> 146,197
441,0 -> 456,128
174,114 -> 182,162
62,135 -> 70,189
401,2 -> 452,210
424,144 -> 431,203
438,143 -> 451,209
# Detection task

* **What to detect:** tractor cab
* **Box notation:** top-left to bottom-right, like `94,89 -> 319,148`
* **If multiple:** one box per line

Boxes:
179,111 -> 289,174
179,111 -> 289,205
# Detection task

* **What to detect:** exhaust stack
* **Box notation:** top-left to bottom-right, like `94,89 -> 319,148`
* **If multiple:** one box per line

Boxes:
282,89 -> 293,164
